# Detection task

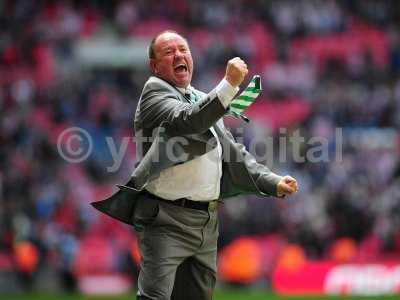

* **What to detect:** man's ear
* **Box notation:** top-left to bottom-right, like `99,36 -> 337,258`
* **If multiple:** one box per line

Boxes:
150,59 -> 157,74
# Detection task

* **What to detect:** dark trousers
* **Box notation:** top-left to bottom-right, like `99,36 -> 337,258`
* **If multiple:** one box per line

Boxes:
134,196 -> 218,300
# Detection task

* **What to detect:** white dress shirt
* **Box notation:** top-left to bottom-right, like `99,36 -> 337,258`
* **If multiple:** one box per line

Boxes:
145,79 -> 239,201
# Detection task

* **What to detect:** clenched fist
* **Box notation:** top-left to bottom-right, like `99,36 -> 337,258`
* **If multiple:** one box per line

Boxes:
277,175 -> 298,197
225,57 -> 248,87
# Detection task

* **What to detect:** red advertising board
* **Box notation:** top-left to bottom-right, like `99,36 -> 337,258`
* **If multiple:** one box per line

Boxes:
272,261 -> 400,296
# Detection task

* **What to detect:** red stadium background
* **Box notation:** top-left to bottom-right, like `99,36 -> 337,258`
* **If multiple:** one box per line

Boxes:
0,0 -> 400,297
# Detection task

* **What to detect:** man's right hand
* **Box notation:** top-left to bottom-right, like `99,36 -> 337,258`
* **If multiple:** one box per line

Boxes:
225,57 -> 248,87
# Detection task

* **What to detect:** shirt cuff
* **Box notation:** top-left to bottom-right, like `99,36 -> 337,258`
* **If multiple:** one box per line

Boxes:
215,78 -> 239,108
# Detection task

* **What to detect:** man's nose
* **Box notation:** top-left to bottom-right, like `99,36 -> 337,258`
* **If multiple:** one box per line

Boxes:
174,50 -> 184,58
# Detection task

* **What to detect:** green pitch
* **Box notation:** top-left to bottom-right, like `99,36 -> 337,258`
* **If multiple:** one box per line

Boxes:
0,291 -> 398,300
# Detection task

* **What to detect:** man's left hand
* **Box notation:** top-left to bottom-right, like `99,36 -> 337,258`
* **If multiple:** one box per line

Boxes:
277,175 -> 298,197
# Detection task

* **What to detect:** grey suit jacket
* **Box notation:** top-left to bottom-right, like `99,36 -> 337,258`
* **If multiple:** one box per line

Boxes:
91,76 -> 282,225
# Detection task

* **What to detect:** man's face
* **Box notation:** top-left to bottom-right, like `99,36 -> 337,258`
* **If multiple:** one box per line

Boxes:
150,32 -> 193,88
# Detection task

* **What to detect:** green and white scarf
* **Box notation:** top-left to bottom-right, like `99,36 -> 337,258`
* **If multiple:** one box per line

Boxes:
228,75 -> 262,123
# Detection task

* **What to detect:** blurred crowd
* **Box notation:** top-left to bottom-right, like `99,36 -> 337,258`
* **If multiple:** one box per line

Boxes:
0,0 -> 400,292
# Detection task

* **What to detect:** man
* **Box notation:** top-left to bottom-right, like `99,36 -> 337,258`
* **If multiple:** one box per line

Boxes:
92,30 -> 298,300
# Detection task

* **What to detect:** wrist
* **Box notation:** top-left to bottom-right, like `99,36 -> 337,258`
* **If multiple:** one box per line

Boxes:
216,78 -> 239,107
276,177 -> 284,197
225,76 -> 239,88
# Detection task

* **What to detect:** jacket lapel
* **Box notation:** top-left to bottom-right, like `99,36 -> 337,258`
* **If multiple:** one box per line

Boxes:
175,86 -> 215,143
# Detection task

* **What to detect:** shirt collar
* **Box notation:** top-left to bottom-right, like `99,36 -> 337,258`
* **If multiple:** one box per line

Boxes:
176,84 -> 193,94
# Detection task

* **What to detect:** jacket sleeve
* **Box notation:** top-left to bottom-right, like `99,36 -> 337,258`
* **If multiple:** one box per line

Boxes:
137,79 -> 227,136
222,124 -> 283,197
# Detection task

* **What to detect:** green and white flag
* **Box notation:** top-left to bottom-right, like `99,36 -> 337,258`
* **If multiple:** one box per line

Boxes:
228,75 -> 262,123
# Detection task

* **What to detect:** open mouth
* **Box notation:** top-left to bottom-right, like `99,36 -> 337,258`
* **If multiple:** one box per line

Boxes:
174,64 -> 187,73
